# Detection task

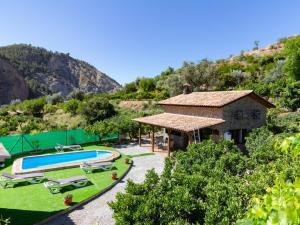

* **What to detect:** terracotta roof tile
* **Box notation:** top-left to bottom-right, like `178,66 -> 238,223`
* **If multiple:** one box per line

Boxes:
158,90 -> 254,107
133,113 -> 225,132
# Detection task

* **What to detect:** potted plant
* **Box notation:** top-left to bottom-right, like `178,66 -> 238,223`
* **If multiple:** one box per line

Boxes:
125,158 -> 130,164
112,172 -> 118,180
64,194 -> 73,206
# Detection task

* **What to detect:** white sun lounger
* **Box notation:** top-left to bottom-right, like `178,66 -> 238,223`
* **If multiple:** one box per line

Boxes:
55,144 -> 82,152
0,172 -> 45,188
80,161 -> 113,174
44,175 -> 89,194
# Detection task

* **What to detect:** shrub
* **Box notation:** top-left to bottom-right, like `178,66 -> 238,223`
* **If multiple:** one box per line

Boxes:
0,126 -> 9,136
139,78 -> 156,92
43,104 -> 58,114
23,97 -> 46,116
67,89 -> 85,101
245,127 -> 281,163
237,178 -> 300,225
279,80 -> 300,111
284,34 -> 300,80
109,140 -> 255,224
110,130 -> 300,225
81,97 -> 116,123
64,99 -> 80,115
46,93 -> 64,105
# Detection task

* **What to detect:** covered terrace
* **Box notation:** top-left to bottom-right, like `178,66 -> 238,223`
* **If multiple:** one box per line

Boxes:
133,113 -> 225,157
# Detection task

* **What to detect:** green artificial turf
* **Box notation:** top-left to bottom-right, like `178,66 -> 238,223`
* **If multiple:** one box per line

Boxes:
0,145 -> 130,225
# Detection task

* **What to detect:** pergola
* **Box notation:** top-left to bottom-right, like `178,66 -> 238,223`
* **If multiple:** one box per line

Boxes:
133,113 -> 225,157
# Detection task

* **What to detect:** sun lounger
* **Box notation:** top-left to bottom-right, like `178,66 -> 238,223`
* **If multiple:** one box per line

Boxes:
55,144 -> 82,152
80,161 -> 113,174
0,172 -> 45,188
44,175 -> 89,194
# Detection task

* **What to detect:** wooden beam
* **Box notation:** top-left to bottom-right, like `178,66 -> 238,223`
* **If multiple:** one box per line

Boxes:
167,129 -> 171,157
151,126 -> 154,152
138,127 -> 141,146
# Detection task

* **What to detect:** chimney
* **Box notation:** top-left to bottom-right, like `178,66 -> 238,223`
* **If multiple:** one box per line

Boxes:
183,83 -> 192,94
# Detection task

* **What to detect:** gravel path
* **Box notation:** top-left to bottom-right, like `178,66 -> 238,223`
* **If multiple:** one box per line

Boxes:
44,144 -> 165,225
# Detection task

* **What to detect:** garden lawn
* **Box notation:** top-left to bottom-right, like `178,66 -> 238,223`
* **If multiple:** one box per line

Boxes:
0,145 -> 130,225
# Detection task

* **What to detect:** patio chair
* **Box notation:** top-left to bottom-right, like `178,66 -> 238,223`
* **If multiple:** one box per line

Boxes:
0,172 -> 45,188
44,175 -> 89,194
55,144 -> 82,152
80,161 -> 114,174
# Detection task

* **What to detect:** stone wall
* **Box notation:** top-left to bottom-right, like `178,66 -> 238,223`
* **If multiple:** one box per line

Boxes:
161,95 -> 268,142
216,96 -> 267,134
162,105 -> 223,118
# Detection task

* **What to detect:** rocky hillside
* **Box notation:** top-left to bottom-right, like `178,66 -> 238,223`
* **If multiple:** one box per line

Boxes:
0,44 -> 121,102
0,58 -> 29,104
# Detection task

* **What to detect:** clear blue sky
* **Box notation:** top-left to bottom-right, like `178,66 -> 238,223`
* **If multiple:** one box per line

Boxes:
0,0 -> 299,85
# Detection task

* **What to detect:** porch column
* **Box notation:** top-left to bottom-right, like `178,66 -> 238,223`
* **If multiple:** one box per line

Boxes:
138,126 -> 141,146
151,126 -> 155,152
188,132 -> 193,144
238,129 -> 243,144
167,129 -> 171,157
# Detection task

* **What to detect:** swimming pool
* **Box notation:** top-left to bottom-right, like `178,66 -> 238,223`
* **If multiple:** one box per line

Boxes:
12,150 -> 120,174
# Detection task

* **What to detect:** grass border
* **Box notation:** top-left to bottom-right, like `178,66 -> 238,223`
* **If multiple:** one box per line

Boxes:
34,161 -> 133,225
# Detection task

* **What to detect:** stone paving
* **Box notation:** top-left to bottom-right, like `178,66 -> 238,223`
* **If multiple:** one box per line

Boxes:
44,143 -> 165,225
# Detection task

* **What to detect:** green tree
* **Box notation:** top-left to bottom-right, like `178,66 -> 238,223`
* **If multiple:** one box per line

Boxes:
67,89 -> 85,101
123,82 -> 137,94
81,97 -> 116,123
109,140 -> 252,224
237,179 -> 300,225
109,128 -> 300,225
139,78 -> 156,92
46,93 -> 64,105
253,40 -> 260,50
279,80 -> 300,111
23,97 -> 46,116
284,35 -> 300,80
64,99 -> 80,115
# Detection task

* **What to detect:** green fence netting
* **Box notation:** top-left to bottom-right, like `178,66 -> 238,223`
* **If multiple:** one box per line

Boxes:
0,129 -> 118,155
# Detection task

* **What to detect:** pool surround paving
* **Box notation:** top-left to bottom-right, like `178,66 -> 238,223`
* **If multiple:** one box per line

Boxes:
12,149 -> 120,174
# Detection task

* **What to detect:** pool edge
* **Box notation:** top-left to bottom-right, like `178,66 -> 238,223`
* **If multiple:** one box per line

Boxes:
12,150 -> 120,174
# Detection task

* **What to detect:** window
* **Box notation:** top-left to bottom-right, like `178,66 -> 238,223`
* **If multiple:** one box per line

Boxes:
251,109 -> 261,120
233,110 -> 243,120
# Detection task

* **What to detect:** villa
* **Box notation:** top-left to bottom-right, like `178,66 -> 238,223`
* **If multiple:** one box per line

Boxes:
134,85 -> 275,156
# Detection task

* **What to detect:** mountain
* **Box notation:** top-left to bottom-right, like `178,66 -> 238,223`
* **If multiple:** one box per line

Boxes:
0,58 -> 29,104
0,44 -> 121,103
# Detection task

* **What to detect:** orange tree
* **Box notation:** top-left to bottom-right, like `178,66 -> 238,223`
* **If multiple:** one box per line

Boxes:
109,130 -> 300,224
238,134 -> 300,225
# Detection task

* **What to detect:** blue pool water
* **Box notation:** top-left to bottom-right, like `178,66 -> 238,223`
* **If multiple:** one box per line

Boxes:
22,150 -> 113,169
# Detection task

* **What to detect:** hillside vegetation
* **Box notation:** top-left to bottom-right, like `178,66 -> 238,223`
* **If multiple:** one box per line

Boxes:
0,44 -> 121,103
112,35 -> 300,111
1,35 -> 299,136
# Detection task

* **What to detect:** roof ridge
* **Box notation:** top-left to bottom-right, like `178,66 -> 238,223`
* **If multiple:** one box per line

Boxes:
157,90 -> 275,108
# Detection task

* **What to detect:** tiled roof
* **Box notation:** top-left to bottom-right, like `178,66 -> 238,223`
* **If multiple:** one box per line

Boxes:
158,90 -> 274,108
133,113 -> 225,132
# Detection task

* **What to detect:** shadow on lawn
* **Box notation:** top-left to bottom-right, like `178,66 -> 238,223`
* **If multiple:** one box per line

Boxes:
0,207 -> 71,225
58,181 -> 94,194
